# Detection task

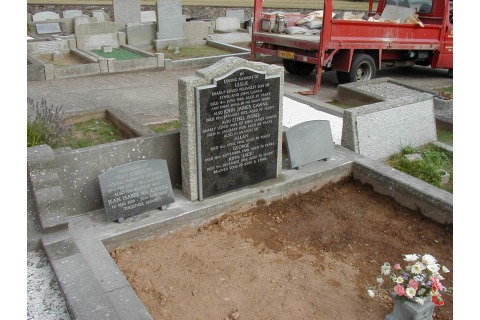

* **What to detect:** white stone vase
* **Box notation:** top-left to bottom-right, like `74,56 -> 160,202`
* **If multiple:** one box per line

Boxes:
385,295 -> 435,320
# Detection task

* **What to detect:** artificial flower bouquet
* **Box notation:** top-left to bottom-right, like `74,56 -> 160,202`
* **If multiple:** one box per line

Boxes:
367,253 -> 452,306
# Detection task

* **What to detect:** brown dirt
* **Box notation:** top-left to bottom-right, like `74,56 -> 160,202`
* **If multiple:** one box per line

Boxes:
37,53 -> 89,66
111,176 -> 453,320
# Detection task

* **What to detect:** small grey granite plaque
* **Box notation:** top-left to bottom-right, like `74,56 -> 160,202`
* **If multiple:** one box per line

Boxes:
285,120 -> 334,169
98,159 -> 174,222
196,67 -> 281,200
35,22 -> 62,34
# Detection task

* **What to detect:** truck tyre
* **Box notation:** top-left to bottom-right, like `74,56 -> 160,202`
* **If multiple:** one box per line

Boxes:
337,54 -> 376,84
282,59 -> 316,76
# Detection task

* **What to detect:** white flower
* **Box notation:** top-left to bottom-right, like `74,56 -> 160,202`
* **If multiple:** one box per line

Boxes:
395,276 -> 404,284
422,254 -> 437,266
368,290 -> 375,298
404,254 -> 419,262
437,274 -> 445,280
411,262 -> 426,274
442,266 -> 450,273
405,265 -> 412,272
414,297 -> 425,305
427,263 -> 440,274
381,262 -> 391,275
405,287 -> 417,298
417,288 -> 426,296
376,276 -> 384,284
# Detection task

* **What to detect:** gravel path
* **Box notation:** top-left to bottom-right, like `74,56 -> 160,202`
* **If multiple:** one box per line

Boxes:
27,250 -> 71,320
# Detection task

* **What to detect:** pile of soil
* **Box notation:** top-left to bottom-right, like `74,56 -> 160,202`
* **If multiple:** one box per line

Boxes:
111,176 -> 453,320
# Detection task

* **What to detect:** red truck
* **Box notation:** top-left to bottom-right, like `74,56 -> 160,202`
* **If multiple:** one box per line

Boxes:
250,0 -> 453,94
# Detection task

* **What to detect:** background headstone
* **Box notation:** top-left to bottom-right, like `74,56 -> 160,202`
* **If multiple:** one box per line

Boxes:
285,120 -> 334,169
178,57 -> 284,201
226,9 -> 245,27
126,22 -> 156,47
73,15 -> 95,29
32,11 -> 60,22
154,0 -> 188,50
62,10 -> 83,19
92,10 -> 108,22
141,11 -> 157,22
184,20 -> 213,46
215,17 -> 240,31
98,159 -> 175,222
113,0 -> 141,31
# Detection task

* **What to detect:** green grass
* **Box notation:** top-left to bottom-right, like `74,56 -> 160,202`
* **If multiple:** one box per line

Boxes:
65,118 -> 125,149
159,46 -> 233,60
437,127 -> 453,146
92,48 -> 147,60
149,120 -> 180,133
386,144 -> 453,193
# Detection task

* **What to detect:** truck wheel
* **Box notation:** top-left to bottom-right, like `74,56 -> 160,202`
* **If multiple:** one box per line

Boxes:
282,59 -> 316,76
350,54 -> 376,82
337,54 -> 376,84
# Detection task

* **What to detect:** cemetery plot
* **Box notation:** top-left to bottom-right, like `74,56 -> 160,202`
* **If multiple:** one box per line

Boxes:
111,177 -> 453,320
91,47 -> 149,60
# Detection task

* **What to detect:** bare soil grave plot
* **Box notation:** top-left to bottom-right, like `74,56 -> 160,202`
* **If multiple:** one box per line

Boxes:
37,52 -> 89,66
111,176 -> 453,320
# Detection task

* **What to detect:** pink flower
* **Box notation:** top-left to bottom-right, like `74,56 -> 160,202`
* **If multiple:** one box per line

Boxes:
394,284 -> 405,296
394,263 -> 401,270
431,276 -> 445,291
408,279 -> 419,290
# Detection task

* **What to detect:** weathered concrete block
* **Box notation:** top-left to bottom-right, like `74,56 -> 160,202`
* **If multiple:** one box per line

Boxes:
27,145 -> 68,230
341,93 -> 436,161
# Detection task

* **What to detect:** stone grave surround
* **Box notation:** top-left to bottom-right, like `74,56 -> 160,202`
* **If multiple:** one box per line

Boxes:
178,57 -> 284,201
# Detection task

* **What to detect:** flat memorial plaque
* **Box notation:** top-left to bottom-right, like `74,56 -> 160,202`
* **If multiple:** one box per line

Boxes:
98,159 -> 174,222
35,22 -> 62,35
195,67 -> 281,199
285,120 -> 334,169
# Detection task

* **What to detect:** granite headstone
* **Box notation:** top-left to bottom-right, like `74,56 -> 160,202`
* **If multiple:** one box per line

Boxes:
178,57 -> 284,201
98,159 -> 174,222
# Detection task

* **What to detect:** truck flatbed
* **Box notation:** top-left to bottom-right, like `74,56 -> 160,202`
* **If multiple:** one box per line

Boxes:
254,32 -> 320,51
250,0 -> 453,93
